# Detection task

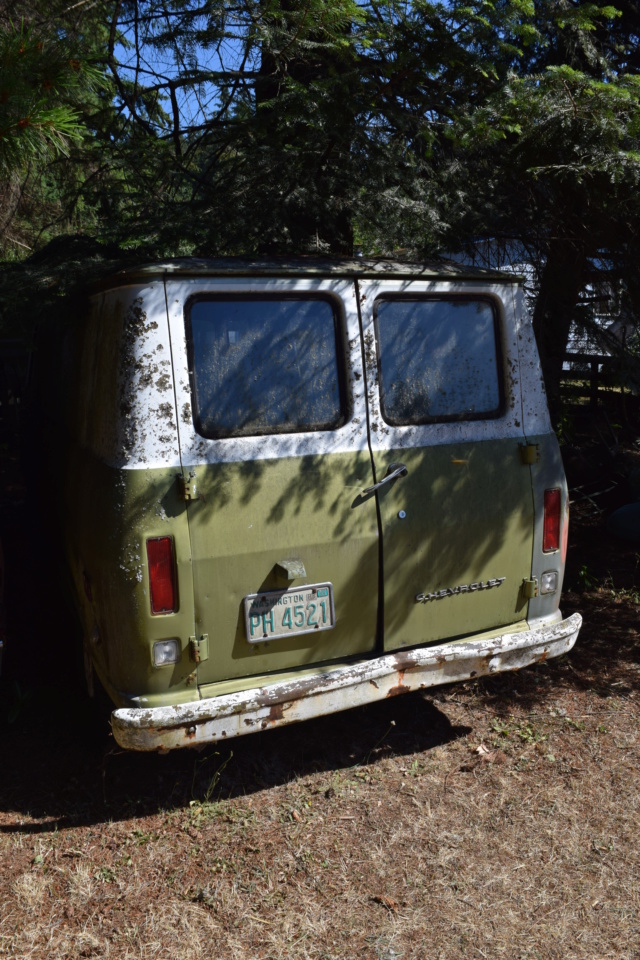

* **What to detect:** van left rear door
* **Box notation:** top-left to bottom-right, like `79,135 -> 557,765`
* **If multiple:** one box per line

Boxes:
166,276 -> 380,689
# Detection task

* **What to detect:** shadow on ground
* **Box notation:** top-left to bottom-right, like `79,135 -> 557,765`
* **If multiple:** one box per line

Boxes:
0,672 -> 473,831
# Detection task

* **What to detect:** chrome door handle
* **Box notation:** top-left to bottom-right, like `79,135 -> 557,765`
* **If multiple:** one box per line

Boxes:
362,462 -> 408,496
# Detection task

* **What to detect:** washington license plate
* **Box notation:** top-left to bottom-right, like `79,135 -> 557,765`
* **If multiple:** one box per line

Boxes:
243,583 -> 335,643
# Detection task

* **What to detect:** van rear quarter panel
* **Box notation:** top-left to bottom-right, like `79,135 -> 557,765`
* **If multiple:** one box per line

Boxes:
511,285 -> 569,624
63,284 -> 196,706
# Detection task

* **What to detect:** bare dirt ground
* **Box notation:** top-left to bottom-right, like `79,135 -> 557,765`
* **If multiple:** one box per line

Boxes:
1,425 -> 639,960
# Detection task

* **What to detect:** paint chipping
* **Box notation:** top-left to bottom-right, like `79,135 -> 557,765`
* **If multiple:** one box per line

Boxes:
112,614 -> 582,751
158,402 -> 175,423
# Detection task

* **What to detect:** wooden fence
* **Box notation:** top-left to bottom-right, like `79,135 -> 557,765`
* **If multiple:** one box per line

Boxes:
561,352 -> 629,409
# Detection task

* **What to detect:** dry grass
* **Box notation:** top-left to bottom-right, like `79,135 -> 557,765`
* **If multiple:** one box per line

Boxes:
1,511 -> 639,959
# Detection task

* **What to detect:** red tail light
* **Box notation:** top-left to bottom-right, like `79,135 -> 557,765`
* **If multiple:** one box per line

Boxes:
543,489 -> 561,552
147,537 -> 176,614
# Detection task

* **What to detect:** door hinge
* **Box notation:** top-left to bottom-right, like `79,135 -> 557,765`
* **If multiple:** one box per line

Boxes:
519,443 -> 540,465
521,578 -> 539,599
178,471 -> 198,501
189,634 -> 209,663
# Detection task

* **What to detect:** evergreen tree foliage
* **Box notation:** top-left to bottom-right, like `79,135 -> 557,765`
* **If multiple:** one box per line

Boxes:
0,21 -> 85,173
0,0 -> 639,405
0,3 -> 110,256
431,0 -> 640,411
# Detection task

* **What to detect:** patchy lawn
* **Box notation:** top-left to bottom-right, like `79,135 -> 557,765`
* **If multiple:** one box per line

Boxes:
1,454 -> 639,959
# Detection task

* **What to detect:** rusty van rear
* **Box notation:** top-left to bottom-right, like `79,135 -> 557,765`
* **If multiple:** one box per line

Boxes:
33,258 -> 581,751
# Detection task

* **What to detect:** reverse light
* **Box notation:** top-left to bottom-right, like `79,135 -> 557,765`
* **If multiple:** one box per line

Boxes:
153,638 -> 181,667
147,537 -> 177,614
540,571 -> 559,595
543,488 -> 561,553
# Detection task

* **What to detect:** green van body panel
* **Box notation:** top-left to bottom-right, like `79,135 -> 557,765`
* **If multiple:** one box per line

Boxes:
186,453 -> 380,686
373,438 -> 535,650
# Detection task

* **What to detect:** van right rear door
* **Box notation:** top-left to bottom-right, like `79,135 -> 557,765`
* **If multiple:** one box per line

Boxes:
358,279 -> 536,653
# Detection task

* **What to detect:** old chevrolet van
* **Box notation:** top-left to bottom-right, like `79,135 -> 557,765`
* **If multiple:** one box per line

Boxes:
34,257 -> 581,751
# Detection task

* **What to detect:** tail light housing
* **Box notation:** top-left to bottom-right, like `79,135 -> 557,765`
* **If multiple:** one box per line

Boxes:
543,488 -> 561,552
147,537 -> 177,614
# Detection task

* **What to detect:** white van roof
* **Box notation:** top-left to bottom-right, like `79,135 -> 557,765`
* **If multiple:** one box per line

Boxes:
89,256 -> 524,291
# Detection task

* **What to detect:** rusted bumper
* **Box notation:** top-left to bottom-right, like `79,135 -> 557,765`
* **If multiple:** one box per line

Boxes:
111,612 -> 582,752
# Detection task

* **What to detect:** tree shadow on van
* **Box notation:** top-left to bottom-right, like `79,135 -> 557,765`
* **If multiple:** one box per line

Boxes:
115,436 -> 534,700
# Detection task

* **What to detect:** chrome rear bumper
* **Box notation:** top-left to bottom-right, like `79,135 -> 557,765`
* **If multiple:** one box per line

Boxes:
112,612 -> 582,752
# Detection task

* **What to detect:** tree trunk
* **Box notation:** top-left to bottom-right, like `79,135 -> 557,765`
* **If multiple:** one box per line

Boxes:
255,1 -> 355,256
532,239 -> 587,424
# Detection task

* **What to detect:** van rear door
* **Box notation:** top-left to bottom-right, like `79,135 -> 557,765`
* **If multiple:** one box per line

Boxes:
167,276 -> 380,688
358,280 -> 535,651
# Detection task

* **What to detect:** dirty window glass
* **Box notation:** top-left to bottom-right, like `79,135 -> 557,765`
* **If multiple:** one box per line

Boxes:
188,297 -> 345,438
374,298 -> 502,424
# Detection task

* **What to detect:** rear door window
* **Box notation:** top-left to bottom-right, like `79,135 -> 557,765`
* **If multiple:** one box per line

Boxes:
374,298 -> 502,424
187,296 -> 346,439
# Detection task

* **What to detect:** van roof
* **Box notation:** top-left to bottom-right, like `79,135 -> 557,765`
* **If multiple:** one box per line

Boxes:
89,256 -> 523,291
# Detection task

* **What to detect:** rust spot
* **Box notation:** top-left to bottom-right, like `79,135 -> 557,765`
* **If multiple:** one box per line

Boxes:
268,703 -> 284,723
185,725 -> 196,739
369,679 -> 379,689
386,683 -> 410,697
386,670 -> 409,697
537,650 -> 549,662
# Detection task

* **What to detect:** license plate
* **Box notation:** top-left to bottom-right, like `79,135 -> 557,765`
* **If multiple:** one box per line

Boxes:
243,583 -> 335,643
